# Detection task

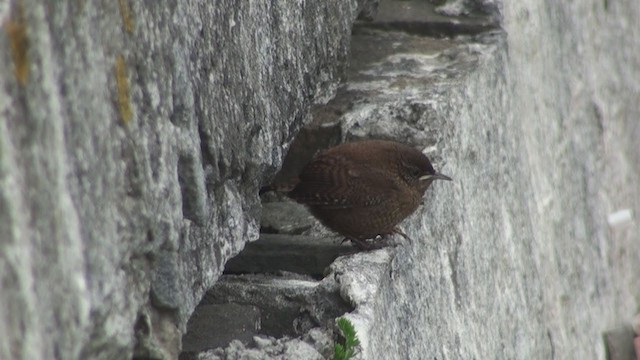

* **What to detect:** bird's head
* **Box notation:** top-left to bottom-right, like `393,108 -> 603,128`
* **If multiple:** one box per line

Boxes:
399,148 -> 452,193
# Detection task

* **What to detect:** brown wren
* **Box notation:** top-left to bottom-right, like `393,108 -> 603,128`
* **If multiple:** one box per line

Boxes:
287,139 -> 451,249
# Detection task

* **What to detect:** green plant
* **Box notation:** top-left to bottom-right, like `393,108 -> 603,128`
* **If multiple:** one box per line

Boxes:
334,318 -> 360,360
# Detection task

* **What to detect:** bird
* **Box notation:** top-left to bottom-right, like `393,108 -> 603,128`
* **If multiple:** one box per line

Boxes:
286,139 -> 451,250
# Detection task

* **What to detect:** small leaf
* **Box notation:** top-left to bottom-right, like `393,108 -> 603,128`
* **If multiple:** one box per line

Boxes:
335,318 -> 360,360
334,344 -> 346,360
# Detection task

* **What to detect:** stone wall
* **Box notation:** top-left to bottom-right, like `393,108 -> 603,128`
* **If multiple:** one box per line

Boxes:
1,0 -> 638,359
0,1 -> 370,359
339,1 -> 640,359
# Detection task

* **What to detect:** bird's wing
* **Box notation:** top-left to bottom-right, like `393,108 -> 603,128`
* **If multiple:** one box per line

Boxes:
288,153 -> 401,209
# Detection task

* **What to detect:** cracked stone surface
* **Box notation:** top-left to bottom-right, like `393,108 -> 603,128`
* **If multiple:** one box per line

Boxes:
185,273 -> 349,360
1,0 -> 638,359
0,1 -> 372,359
313,1 -> 640,359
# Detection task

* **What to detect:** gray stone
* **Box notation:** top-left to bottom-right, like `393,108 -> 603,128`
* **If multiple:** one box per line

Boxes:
200,274 -> 352,340
311,0 -> 640,359
151,250 -> 183,310
196,337 -> 326,360
0,1 -> 373,359
259,202 -> 316,235
1,0 -> 639,359
364,0 -> 499,37
281,339 -> 325,360
181,304 -> 261,353
224,233 -> 354,277
180,271 -> 350,358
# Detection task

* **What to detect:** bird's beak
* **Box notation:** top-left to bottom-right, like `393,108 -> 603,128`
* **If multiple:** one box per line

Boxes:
419,172 -> 452,181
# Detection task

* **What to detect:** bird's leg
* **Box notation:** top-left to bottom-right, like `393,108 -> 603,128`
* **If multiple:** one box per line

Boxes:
392,227 -> 413,243
389,228 -> 440,252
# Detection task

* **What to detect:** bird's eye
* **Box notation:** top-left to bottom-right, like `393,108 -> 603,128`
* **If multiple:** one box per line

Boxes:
406,166 -> 422,178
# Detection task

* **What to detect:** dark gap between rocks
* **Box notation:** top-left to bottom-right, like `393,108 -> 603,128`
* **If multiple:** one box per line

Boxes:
179,1 -> 499,357
179,110 -> 353,359
224,234 -> 353,280
179,273 -> 353,360
357,0 -> 500,38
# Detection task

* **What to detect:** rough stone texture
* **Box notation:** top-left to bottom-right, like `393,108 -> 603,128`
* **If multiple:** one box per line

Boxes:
0,1 -> 371,359
186,274 -> 348,359
224,233 -> 353,277
500,1 -> 640,357
259,202 -> 316,235
1,0 -> 639,360
367,0 -> 498,36
196,337 -> 326,360
202,274 -> 352,339
435,0 -> 501,19
317,1 -> 639,359
181,303 -> 261,354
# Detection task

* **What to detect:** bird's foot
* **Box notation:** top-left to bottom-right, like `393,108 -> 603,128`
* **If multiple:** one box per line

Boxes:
392,227 -> 413,243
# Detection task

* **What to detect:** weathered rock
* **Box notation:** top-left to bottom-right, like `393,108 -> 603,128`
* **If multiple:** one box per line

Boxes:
0,1 -> 373,359
181,303 -> 262,355
1,0 -> 638,359
184,274 -> 349,359
315,1 -> 640,359
259,202 -> 316,235
224,233 -> 353,277
195,337 -> 326,360
201,274 -> 352,339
